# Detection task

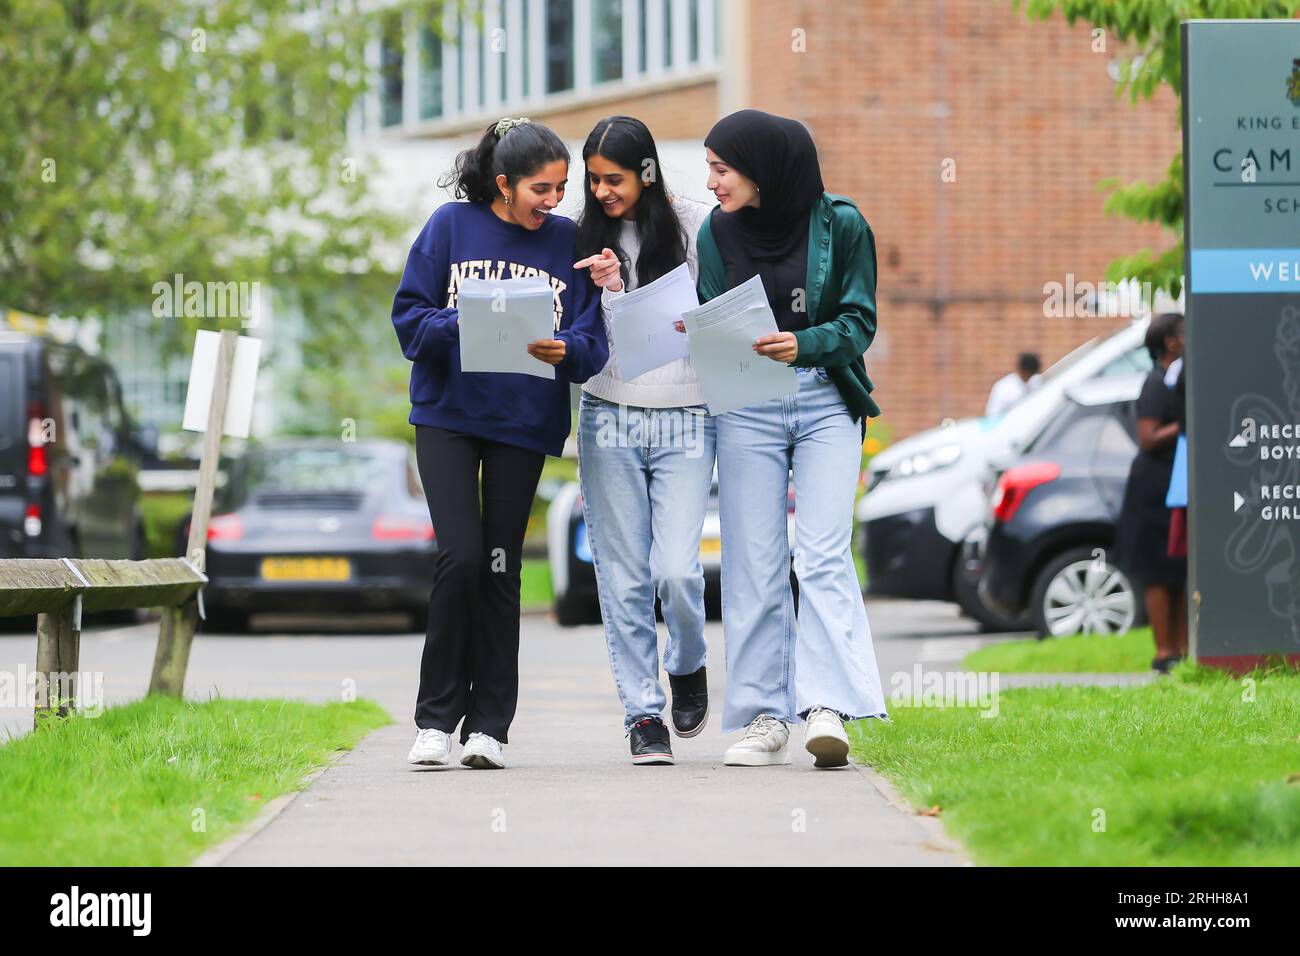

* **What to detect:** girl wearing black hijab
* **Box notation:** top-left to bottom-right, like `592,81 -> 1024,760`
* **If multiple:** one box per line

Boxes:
694,109 -> 887,769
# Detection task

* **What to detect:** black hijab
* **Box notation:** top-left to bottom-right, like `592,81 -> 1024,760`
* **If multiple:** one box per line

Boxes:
704,110 -> 825,332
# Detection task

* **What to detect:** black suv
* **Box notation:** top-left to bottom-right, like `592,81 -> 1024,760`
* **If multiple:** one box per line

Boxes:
974,373 -> 1147,638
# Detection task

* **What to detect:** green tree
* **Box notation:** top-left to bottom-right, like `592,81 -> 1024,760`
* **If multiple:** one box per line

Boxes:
0,0 -> 435,422
1018,0 -> 1300,297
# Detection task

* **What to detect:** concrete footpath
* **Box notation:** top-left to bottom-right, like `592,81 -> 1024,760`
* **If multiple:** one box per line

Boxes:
210,602 -> 981,866
214,716 -> 962,866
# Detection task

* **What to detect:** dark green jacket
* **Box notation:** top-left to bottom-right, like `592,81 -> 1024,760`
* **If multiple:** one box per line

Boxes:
695,192 -> 882,421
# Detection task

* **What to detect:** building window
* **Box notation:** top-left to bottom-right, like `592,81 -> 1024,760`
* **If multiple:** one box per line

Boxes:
380,12 -> 404,127
662,0 -> 672,68
359,0 -> 717,134
419,25 -> 443,120
592,0 -> 622,83
638,0 -> 648,73
688,0 -> 699,63
477,20 -> 486,109
546,0 -> 574,93
498,16 -> 507,99
521,0 -> 531,97
456,16 -> 465,112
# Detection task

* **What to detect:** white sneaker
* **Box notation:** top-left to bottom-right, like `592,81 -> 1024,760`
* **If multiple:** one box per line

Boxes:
460,732 -> 505,769
408,728 -> 453,766
804,706 -> 850,768
723,714 -> 791,766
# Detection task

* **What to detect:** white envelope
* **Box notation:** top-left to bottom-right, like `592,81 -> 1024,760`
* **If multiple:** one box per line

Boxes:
608,262 -> 697,380
456,276 -> 556,379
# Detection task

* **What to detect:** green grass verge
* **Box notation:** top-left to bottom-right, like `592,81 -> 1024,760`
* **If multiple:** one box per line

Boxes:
0,695 -> 390,866
140,491 -> 192,559
521,557 -> 552,610
963,627 -> 1157,673
850,664 -> 1300,865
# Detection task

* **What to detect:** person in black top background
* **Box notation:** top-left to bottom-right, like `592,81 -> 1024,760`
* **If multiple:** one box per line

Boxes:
1115,312 -> 1187,673
1167,361 -> 1188,559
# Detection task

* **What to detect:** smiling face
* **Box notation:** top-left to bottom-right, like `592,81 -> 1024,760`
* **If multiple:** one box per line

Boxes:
586,153 -> 644,221
496,159 -> 569,229
705,147 -> 759,212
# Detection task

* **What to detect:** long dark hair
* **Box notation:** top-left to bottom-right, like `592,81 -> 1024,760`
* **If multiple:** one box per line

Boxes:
438,119 -> 569,204
1145,312 -> 1184,362
575,116 -> 687,289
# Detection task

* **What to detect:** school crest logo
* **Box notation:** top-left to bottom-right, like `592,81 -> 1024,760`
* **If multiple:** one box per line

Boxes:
1290,58 -> 1300,107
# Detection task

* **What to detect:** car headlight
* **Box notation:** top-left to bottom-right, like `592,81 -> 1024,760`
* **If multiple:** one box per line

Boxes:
887,443 -> 962,480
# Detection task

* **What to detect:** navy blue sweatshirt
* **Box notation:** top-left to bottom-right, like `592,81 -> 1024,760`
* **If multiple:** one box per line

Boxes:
391,200 -> 609,457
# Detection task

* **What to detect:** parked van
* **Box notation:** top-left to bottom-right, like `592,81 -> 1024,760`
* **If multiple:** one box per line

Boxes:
0,331 -> 147,559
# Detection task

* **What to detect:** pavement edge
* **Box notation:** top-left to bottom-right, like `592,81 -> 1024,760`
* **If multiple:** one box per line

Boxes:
191,749 -> 350,867
852,759 -> 973,865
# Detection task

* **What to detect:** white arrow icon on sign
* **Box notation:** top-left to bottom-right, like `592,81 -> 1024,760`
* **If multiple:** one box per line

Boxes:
1233,491 -> 1245,512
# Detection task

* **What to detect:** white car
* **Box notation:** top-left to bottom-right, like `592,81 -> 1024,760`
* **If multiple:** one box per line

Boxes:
548,466 -> 797,627
856,317 -> 1153,630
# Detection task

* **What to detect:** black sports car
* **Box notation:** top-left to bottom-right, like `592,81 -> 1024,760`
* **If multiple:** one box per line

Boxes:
180,439 -> 436,631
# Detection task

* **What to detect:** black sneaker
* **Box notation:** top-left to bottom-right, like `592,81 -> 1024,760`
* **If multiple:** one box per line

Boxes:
629,716 -> 674,765
1151,655 -> 1181,674
668,666 -> 708,737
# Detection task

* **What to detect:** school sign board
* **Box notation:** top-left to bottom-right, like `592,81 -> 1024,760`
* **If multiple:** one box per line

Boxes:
1182,19 -> 1300,669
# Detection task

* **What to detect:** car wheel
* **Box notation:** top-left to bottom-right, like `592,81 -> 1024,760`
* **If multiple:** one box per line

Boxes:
704,582 -> 722,621
99,606 -> 145,626
203,607 -> 250,633
555,589 -> 599,627
405,605 -> 428,632
952,553 -> 1032,633
1029,545 -> 1137,639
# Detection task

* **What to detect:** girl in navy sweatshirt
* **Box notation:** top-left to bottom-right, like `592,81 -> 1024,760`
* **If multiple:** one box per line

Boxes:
393,118 -> 608,770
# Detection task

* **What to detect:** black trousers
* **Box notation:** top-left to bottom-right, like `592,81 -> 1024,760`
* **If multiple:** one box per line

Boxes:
413,425 -> 545,743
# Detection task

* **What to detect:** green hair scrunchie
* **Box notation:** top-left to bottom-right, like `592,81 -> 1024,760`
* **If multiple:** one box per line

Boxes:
493,116 -> 531,138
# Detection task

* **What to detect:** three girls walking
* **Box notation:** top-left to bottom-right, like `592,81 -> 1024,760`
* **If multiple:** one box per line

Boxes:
391,109 -> 886,770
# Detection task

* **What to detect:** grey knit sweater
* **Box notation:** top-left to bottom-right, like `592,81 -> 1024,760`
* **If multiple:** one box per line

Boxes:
579,196 -> 713,408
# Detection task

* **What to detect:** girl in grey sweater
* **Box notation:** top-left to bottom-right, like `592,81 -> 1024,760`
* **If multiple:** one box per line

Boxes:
572,116 -> 715,765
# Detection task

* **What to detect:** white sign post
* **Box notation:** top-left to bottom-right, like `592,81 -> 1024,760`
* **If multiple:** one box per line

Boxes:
150,329 -> 260,696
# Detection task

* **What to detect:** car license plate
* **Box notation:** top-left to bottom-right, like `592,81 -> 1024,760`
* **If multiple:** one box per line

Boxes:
260,557 -> 352,581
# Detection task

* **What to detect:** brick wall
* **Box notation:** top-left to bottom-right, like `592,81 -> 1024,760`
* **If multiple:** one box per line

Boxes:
742,0 -> 1182,438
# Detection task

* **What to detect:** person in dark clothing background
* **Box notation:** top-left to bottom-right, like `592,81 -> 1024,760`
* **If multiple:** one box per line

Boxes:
1115,312 -> 1187,673
1166,362 -> 1188,560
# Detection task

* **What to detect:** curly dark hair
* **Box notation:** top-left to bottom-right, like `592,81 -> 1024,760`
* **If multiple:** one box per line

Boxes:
438,120 -> 569,204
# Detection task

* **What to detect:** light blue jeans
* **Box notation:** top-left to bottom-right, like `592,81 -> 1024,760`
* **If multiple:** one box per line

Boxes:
715,365 -> 888,732
577,391 -> 717,729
